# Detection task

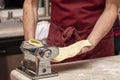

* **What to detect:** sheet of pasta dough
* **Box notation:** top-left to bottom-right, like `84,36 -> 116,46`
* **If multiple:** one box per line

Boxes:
53,40 -> 92,62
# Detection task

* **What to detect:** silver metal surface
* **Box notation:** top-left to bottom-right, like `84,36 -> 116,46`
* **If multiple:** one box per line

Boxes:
44,0 -> 50,16
16,41 -> 59,79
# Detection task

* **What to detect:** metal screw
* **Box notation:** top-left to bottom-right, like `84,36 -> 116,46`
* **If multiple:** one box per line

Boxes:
42,68 -> 46,73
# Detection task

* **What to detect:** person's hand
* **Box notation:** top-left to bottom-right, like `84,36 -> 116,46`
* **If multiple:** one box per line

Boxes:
52,40 -> 92,62
79,39 -> 96,55
79,45 -> 95,55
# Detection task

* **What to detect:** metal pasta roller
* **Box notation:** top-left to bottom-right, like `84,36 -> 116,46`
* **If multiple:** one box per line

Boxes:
16,40 -> 59,80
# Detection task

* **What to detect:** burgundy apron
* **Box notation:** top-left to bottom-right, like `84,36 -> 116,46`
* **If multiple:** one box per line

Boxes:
47,0 -> 114,63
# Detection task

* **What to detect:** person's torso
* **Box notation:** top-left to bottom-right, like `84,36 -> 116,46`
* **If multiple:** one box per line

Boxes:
48,0 -> 114,62
48,0 -> 110,47
51,0 -> 105,28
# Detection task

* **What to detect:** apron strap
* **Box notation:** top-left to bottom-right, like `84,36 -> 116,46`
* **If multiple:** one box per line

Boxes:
51,22 -> 81,43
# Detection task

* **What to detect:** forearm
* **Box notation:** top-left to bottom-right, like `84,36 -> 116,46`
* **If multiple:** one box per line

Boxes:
33,0 -> 39,28
87,2 -> 118,47
23,0 -> 38,41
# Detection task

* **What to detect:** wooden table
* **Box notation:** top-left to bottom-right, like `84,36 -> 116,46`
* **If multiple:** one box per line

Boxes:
11,55 -> 120,80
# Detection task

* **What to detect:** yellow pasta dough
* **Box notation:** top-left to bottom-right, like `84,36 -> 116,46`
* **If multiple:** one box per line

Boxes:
52,40 -> 92,62
28,39 -> 43,47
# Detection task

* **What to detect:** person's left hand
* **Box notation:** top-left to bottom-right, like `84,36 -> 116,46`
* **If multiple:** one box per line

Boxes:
78,39 -> 97,55
78,41 -> 96,55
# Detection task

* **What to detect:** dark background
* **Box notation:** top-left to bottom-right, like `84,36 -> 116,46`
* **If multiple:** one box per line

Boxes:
4,0 -> 24,9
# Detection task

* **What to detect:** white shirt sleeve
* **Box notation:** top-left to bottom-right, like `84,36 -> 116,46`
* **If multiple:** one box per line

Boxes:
35,21 -> 50,41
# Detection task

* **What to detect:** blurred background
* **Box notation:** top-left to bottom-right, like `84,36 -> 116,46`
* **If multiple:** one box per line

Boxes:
0,0 -> 119,80
0,0 -> 50,80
